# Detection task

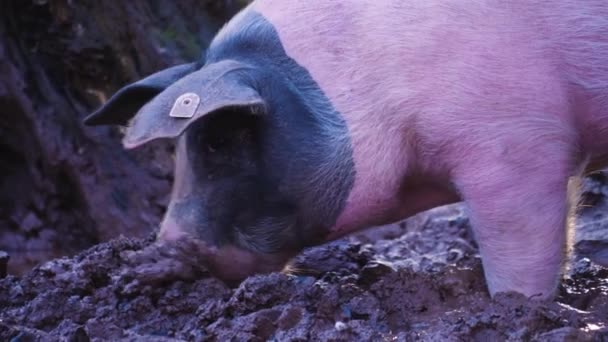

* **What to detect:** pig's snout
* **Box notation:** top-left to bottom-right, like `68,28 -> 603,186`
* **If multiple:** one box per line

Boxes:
202,244 -> 293,283
157,216 -> 190,242
157,218 -> 293,283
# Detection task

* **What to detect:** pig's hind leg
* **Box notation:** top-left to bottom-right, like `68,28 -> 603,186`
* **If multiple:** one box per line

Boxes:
453,134 -> 579,299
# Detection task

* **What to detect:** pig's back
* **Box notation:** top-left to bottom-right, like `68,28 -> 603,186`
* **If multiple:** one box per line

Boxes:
247,0 -> 608,163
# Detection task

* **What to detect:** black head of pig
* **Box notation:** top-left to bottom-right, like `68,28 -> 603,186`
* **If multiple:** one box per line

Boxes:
84,12 -> 355,282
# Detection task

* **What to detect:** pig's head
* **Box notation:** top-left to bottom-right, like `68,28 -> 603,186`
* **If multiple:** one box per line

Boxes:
83,12 -> 355,282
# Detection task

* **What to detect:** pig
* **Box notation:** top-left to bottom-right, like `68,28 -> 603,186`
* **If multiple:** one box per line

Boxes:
84,0 -> 608,300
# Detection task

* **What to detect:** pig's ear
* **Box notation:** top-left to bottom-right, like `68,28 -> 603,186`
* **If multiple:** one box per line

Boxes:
121,60 -> 266,149
83,63 -> 199,126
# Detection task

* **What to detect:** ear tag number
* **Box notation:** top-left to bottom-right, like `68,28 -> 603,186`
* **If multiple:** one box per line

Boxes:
169,93 -> 200,118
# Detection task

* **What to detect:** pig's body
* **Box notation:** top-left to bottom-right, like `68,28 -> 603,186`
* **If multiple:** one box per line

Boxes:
246,0 -> 608,297
85,0 -> 608,299
243,0 -> 608,230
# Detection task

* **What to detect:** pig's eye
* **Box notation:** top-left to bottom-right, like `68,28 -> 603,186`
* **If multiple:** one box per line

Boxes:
195,108 -> 258,157
206,137 -> 227,152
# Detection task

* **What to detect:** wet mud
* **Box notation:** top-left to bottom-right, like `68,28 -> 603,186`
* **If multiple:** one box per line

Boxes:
1,196 -> 607,341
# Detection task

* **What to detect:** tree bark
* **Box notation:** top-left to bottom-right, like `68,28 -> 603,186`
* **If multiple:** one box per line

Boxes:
0,0 -> 244,274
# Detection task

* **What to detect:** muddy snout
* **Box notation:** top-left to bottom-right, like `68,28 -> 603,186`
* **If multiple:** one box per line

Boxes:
134,233 -> 293,286
199,243 -> 294,284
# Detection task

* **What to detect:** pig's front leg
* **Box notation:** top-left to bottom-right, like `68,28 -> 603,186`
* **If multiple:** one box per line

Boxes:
453,140 -> 576,299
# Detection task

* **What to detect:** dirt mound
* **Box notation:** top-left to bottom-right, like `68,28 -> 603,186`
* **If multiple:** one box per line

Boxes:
1,204 -> 607,341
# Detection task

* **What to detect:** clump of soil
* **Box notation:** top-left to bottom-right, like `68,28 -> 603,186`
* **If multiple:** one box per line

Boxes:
1,202 -> 607,341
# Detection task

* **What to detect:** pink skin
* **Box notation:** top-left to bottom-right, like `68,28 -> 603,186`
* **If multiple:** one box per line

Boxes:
247,0 -> 608,299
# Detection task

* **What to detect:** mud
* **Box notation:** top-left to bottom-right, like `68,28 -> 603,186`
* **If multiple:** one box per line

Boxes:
2,192 -> 607,341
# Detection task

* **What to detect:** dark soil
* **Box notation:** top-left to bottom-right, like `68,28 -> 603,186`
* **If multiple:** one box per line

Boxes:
1,189 -> 607,341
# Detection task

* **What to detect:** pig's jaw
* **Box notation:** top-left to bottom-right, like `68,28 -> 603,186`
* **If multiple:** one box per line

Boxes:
203,244 -> 294,283
157,226 -> 293,283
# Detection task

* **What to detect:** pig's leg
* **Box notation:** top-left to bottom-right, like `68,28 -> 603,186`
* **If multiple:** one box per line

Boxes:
453,141 -> 577,299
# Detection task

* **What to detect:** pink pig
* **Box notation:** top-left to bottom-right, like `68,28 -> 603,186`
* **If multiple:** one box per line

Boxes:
85,0 -> 608,299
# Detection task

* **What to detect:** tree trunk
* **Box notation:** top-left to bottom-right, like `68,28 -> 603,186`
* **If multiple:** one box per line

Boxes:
0,0 -> 244,275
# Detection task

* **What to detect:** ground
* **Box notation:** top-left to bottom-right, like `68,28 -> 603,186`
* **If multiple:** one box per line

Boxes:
1,177 -> 607,341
